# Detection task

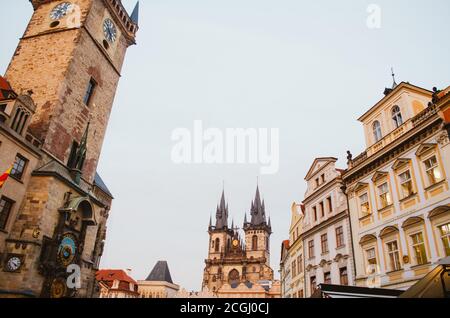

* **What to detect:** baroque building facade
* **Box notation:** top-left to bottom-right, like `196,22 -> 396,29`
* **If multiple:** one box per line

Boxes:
343,82 -> 450,290
0,0 -> 138,298
202,187 -> 280,298
302,158 -> 354,297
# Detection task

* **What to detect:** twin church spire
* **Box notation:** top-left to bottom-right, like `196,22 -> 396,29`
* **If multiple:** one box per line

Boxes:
209,185 -> 272,232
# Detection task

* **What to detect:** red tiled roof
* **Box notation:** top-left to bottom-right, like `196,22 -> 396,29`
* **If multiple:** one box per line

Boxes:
96,269 -> 138,285
0,76 -> 15,100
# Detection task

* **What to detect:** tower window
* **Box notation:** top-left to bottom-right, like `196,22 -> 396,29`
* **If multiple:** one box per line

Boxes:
10,154 -> 28,181
392,106 -> 403,128
83,78 -> 97,106
0,196 -> 14,230
0,103 -> 6,112
252,235 -> 258,250
373,121 -> 382,142
214,238 -> 220,252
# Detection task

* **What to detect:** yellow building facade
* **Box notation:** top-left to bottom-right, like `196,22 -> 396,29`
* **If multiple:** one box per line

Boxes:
343,82 -> 450,290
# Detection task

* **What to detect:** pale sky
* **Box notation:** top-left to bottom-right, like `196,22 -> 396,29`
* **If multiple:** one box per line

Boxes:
1,0 -> 449,291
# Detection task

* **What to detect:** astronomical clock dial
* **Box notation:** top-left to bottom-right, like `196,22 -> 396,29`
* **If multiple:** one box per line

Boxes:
103,18 -> 117,43
232,239 -> 239,248
6,256 -> 22,272
57,233 -> 78,267
50,2 -> 73,20
50,278 -> 67,299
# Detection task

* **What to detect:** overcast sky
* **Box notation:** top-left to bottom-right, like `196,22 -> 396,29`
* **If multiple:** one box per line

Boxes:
1,0 -> 449,291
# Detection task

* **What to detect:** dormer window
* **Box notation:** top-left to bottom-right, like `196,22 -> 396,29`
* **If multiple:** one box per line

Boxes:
392,106 -> 403,128
373,121 -> 382,142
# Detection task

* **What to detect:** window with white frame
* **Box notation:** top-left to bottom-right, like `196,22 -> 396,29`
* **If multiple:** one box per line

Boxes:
392,106 -> 403,128
439,223 -> 450,257
423,155 -> 443,186
373,121 -> 382,142
410,232 -> 428,265
377,182 -> 392,208
365,248 -> 377,274
359,193 -> 371,216
386,240 -> 401,271
398,170 -> 414,198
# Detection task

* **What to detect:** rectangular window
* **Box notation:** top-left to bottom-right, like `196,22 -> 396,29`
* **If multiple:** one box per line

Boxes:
10,154 -> 28,180
410,232 -> 428,265
327,196 -> 333,213
297,255 -> 303,273
377,182 -> 392,208
83,78 -> 97,105
359,193 -> 370,216
339,267 -> 348,286
315,178 -> 319,188
439,223 -> 450,257
292,260 -> 297,277
324,272 -> 331,285
308,240 -> 315,258
336,226 -> 344,248
310,276 -> 317,293
319,201 -> 324,217
0,103 -> 6,112
387,241 -> 401,271
321,234 -> 328,254
299,289 -> 304,298
423,156 -> 443,186
399,170 -> 414,198
321,174 -> 325,184
0,196 -> 14,230
312,206 -> 317,222
366,248 -> 377,274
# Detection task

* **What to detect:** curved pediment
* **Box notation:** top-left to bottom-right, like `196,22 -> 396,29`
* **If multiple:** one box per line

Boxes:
401,216 -> 424,229
359,234 -> 377,245
428,206 -> 450,219
379,225 -> 399,238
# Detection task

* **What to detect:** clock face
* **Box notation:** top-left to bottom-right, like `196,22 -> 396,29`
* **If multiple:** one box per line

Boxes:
103,18 -> 117,43
50,2 -> 73,20
232,239 -> 239,247
6,256 -> 22,272
50,278 -> 67,298
57,233 -> 77,267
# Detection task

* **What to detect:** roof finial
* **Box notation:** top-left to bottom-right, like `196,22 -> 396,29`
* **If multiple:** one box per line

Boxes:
391,67 -> 398,89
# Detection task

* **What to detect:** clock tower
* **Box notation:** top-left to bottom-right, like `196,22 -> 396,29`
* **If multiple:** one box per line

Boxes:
0,0 -> 138,298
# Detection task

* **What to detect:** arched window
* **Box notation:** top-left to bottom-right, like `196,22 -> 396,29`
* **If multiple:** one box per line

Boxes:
373,121 -> 382,142
252,235 -> 258,250
392,106 -> 403,128
215,238 -> 220,252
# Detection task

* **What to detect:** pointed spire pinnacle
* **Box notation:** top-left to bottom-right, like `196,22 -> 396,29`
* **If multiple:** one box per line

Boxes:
209,215 -> 212,228
131,1 -> 139,25
244,212 -> 248,224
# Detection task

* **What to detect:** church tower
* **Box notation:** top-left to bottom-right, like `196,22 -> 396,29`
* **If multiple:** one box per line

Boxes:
202,187 -> 275,296
0,0 -> 138,298
243,186 -> 272,267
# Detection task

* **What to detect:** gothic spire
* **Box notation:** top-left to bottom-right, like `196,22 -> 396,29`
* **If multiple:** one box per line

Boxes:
131,1 -> 139,25
215,190 -> 229,229
249,185 -> 267,226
